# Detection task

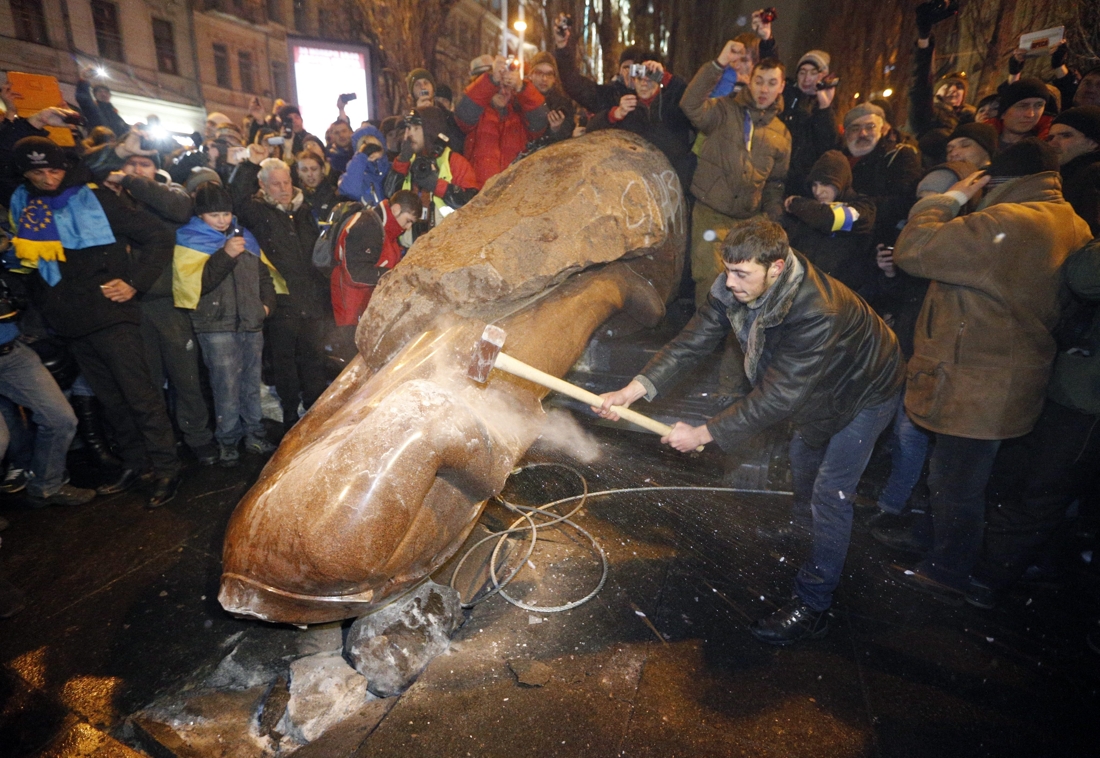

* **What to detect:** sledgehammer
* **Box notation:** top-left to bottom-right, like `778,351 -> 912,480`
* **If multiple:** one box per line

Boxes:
468,324 -> 702,449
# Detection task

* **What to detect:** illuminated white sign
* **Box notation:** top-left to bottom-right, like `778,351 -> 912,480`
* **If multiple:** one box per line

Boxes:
291,44 -> 371,139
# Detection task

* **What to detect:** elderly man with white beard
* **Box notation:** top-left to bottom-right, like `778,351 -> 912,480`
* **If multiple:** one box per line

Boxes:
841,103 -> 923,246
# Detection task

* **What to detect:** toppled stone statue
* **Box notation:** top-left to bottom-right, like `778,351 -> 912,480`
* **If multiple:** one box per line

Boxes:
219,131 -> 686,625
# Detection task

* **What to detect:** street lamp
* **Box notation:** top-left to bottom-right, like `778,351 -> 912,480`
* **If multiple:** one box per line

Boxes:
882,88 -> 894,97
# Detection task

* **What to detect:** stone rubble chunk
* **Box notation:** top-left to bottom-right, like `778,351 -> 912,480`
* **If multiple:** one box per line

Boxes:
508,659 -> 553,687
344,580 -> 464,697
277,651 -> 374,745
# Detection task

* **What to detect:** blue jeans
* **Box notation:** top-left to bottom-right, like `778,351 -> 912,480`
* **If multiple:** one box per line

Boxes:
197,331 -> 264,446
0,396 -> 34,471
0,343 -> 78,497
789,392 -> 900,611
877,397 -> 932,514
918,434 -> 1002,590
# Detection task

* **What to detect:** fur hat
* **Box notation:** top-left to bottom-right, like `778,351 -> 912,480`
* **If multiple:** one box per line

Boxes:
807,150 -> 852,195
843,103 -> 886,132
193,183 -> 233,216
998,78 -> 1049,113
987,137 -> 1059,178
13,136 -> 66,174
947,122 -> 998,161
797,50 -> 830,73
916,161 -> 977,195
1053,105 -> 1100,145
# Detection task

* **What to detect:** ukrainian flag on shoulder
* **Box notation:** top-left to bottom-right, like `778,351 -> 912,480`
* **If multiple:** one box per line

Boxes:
172,216 -> 287,309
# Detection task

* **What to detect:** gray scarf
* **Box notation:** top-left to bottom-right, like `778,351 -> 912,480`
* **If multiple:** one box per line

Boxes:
728,250 -> 805,385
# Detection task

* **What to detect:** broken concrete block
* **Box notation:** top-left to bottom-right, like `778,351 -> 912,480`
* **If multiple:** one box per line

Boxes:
344,581 -> 463,697
278,651 -> 373,745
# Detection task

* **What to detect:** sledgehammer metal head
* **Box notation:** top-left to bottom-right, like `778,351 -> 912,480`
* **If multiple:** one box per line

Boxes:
467,324 -> 507,383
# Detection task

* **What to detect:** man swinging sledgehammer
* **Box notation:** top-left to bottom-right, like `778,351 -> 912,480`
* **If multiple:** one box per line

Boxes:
594,218 -> 904,645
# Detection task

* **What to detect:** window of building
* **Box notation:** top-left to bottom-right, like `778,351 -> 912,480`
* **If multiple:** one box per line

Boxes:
10,0 -> 49,45
271,60 -> 288,100
91,0 -> 124,62
213,43 -> 231,88
238,50 -> 255,94
293,0 -> 307,33
266,0 -> 282,24
152,19 -> 178,75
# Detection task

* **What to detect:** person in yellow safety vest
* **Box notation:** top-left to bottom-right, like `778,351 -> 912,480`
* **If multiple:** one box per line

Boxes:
383,106 -> 479,239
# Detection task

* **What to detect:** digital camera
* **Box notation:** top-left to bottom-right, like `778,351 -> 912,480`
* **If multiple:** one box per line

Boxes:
628,64 -> 663,82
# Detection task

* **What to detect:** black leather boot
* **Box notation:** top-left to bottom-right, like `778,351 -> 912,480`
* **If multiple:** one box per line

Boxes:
750,598 -> 831,645
70,395 -> 123,469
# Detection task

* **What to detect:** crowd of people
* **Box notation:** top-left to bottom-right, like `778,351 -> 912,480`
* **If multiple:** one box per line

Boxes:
0,1 -> 1098,641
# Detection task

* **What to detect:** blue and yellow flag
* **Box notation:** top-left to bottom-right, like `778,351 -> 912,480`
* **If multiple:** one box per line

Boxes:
8,184 -> 115,286
172,216 -> 287,309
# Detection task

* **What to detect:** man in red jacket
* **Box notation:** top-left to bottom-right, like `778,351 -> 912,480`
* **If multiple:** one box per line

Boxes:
456,56 -> 549,186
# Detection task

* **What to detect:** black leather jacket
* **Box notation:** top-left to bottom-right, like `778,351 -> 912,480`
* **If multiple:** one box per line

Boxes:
639,252 -> 904,450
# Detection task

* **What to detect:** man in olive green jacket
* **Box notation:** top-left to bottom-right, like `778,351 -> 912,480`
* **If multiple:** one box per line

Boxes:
681,43 -> 792,307
882,139 -> 1093,603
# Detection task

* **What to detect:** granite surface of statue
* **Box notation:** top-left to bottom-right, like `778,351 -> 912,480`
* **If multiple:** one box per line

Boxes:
219,131 -> 687,624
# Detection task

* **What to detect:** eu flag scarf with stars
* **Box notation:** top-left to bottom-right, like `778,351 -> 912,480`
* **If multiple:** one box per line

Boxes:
8,184 -> 115,286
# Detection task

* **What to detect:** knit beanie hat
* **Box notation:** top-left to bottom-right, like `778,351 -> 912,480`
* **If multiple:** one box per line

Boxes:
843,103 -> 886,132
1053,105 -> 1100,145
948,122 -> 998,161
193,183 -> 233,216
407,68 -> 435,96
13,136 -> 66,173
916,161 -> 977,195
469,55 -> 494,78
530,51 -> 560,77
184,166 -> 221,195
435,83 -> 453,102
987,137 -> 1059,178
807,150 -> 852,194
999,77 -> 1049,113
797,50 -> 830,73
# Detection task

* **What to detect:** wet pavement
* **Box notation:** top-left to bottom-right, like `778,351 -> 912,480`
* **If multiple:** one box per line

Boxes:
1,404 -> 1098,757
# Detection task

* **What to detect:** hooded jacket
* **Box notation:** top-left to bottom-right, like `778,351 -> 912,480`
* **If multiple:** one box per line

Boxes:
637,251 -> 904,451
681,61 -> 791,220
781,151 -> 877,293
338,125 -> 392,205
895,171 -> 1093,439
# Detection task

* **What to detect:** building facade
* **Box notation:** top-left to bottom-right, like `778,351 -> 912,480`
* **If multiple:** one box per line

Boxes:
2,0 -> 531,136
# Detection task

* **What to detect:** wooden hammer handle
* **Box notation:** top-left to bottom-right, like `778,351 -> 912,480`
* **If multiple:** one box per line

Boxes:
493,351 -> 675,438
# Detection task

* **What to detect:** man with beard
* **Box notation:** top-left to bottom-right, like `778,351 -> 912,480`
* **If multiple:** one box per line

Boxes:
841,103 -> 922,246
